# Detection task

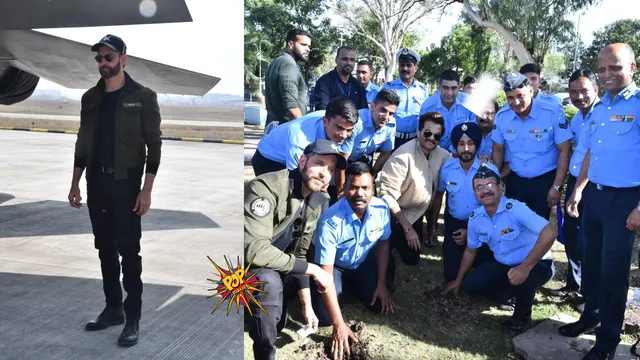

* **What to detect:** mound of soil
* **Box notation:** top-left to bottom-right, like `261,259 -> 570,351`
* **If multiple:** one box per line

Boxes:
294,321 -> 375,360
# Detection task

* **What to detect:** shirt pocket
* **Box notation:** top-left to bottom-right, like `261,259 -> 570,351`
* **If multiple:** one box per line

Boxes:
605,120 -> 634,136
503,130 -> 518,142
445,182 -> 461,198
527,128 -> 552,143
499,227 -> 521,252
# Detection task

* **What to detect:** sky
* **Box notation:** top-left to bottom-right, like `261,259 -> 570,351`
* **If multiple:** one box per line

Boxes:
34,0 -> 242,95
419,0 -> 640,48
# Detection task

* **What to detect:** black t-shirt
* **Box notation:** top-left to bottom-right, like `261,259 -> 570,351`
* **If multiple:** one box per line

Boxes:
93,88 -> 123,168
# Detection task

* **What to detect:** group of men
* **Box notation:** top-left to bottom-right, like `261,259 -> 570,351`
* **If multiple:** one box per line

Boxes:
249,26 -> 640,360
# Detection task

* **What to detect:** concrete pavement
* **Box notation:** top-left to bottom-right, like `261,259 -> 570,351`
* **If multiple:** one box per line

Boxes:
0,131 -> 244,359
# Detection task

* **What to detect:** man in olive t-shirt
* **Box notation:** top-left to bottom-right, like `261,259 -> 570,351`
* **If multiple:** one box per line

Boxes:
264,29 -> 311,133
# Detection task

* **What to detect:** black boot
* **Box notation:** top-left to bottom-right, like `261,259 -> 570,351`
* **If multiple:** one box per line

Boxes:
85,306 -> 125,331
117,318 -> 139,347
582,347 -> 615,360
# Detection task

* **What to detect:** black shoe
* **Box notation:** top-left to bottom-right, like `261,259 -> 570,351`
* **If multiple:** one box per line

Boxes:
498,298 -> 515,312
558,320 -> 596,337
550,285 -> 579,297
117,319 -> 139,347
85,306 -> 125,331
501,316 -> 531,332
582,347 -> 615,360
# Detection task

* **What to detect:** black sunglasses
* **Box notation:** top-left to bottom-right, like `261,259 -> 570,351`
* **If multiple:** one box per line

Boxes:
94,53 -> 119,63
422,130 -> 442,141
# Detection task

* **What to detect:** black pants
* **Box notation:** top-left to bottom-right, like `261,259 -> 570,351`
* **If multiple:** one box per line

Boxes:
562,175 -> 583,290
310,246 -> 395,326
87,170 -> 143,319
463,259 -> 554,319
580,183 -> 640,352
442,212 -> 495,281
389,216 -> 425,266
252,149 -> 286,177
505,169 -> 556,220
247,269 -> 300,360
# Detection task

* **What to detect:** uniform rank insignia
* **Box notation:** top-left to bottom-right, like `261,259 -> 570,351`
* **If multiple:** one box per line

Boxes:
500,227 -> 514,236
250,197 -> 271,218
505,202 -> 513,210
610,115 -> 635,122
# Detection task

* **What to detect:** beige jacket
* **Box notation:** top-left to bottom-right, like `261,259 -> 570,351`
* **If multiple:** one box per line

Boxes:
379,139 -> 451,224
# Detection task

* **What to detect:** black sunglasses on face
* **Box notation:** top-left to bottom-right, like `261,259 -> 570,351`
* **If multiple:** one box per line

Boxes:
94,53 -> 119,63
422,130 -> 442,141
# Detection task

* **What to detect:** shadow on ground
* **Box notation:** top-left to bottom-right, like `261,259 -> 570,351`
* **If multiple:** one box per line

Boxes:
0,272 -> 242,360
0,198 -> 219,238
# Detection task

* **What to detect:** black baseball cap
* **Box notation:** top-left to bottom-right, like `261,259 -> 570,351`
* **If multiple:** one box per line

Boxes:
91,34 -> 127,54
303,139 -> 348,170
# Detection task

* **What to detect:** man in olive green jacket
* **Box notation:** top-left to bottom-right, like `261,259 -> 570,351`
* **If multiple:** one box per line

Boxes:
245,140 -> 357,360
67,34 -> 161,347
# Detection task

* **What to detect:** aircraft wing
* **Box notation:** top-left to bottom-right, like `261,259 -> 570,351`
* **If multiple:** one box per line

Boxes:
0,0 -> 192,30
0,30 -> 219,96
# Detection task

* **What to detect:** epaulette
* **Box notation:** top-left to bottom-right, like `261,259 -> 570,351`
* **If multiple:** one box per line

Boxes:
633,88 -> 640,99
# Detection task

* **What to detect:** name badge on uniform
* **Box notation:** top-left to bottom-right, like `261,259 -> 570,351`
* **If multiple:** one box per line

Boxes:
610,115 -> 635,122
359,140 -> 368,143
123,102 -> 142,108
506,130 -> 516,134
447,181 -> 457,185
500,227 -> 514,236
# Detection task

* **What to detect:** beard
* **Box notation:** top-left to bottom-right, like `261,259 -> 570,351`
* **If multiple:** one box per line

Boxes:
301,165 -> 325,192
99,61 -> 121,79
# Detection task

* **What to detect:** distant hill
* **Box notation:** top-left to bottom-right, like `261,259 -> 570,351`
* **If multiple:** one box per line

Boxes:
29,89 -> 243,107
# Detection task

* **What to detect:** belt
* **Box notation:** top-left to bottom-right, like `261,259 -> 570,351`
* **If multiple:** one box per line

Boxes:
97,166 -> 116,174
395,131 -> 417,140
589,182 -> 640,193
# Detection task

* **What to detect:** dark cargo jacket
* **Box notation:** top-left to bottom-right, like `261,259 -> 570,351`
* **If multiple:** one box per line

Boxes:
74,71 -> 162,180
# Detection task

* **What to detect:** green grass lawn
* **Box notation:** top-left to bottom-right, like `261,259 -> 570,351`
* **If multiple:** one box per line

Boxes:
242,205 -> 640,359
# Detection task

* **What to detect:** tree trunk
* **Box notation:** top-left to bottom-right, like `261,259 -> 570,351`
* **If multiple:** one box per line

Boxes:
461,0 -> 535,66
385,53 -> 395,82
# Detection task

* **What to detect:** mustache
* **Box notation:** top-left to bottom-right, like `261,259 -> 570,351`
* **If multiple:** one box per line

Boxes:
351,196 -> 367,203
480,192 -> 494,198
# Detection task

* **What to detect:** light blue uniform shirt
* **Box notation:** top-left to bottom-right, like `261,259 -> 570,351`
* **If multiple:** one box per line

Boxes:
586,83 -> 640,188
438,157 -> 482,220
420,93 -> 475,151
314,197 -> 392,270
365,82 -> 381,103
257,110 -> 362,170
568,101 -> 598,178
349,108 -> 396,161
468,196 -> 551,266
381,78 -> 429,134
492,99 -> 572,178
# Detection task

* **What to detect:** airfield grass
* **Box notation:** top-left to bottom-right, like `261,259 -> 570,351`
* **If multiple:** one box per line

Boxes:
241,169 -> 640,359
0,118 -> 242,141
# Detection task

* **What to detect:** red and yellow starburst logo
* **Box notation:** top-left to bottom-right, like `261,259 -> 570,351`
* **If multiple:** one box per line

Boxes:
207,255 -> 268,316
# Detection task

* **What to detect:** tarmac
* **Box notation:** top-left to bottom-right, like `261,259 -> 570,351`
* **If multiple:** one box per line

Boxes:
0,131 -> 244,359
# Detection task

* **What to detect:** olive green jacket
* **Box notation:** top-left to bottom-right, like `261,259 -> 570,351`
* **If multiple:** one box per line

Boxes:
74,71 -> 162,180
244,169 -> 327,280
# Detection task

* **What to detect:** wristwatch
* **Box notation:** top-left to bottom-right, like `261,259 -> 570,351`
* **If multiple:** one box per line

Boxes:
553,185 -> 561,191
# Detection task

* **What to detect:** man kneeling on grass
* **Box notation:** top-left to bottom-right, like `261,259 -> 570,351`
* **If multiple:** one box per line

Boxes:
311,161 -> 395,358
443,162 -> 557,332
